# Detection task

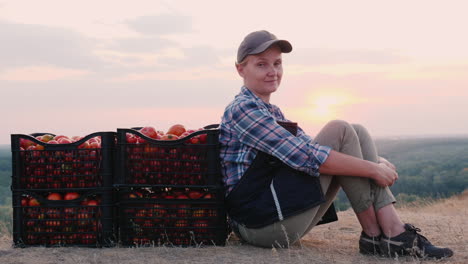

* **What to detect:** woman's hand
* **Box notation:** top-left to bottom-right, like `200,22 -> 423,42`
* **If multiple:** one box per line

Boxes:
372,163 -> 399,188
378,156 -> 396,170
319,150 -> 398,188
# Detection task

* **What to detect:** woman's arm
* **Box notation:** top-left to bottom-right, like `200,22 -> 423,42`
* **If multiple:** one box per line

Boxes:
319,150 -> 398,187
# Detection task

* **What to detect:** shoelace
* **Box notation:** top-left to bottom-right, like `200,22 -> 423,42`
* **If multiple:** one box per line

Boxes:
406,224 -> 430,244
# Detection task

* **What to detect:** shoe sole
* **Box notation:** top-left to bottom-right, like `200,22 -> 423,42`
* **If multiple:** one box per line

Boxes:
379,245 -> 453,259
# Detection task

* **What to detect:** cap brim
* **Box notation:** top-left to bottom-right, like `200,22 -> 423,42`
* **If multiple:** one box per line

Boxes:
249,39 -> 292,56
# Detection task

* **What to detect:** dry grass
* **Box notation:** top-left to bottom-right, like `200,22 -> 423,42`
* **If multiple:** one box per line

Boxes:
1,191 -> 466,264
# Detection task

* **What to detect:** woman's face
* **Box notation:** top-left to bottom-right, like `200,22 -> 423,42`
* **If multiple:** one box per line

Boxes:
236,45 -> 283,103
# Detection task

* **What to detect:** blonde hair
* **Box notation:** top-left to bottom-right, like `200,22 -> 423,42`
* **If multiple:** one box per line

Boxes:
235,56 -> 249,67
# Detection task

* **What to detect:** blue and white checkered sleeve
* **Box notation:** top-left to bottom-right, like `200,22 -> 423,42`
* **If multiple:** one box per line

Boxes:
231,99 -> 331,176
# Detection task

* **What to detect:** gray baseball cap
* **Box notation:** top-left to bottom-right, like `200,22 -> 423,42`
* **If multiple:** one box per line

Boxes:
237,30 -> 292,63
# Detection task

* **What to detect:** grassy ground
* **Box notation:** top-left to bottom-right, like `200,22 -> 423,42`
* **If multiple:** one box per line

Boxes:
0,191 -> 466,264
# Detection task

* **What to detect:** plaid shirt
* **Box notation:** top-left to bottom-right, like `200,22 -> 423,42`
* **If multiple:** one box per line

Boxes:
220,87 -> 332,194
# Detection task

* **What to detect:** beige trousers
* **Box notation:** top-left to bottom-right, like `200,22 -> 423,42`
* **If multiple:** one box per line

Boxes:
237,120 -> 396,248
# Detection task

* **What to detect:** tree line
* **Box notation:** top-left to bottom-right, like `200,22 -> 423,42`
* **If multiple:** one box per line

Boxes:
326,137 -> 468,210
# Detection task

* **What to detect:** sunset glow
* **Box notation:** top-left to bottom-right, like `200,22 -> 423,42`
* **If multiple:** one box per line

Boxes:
301,91 -> 354,122
311,95 -> 342,119
1,0 -> 468,144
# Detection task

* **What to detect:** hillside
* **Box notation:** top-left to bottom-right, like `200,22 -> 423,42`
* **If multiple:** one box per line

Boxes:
1,190 -> 466,264
331,137 -> 468,210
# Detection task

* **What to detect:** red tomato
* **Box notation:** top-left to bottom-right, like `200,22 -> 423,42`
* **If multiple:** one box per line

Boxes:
188,190 -> 204,199
20,139 -> 35,149
21,197 -> 29,206
161,134 -> 179,141
64,192 -> 80,200
125,134 -> 135,144
54,135 -> 68,141
57,138 -> 73,144
140,126 -> 158,139
28,198 -> 40,206
176,194 -> 189,199
86,200 -> 99,206
78,141 -> 89,149
190,137 -> 200,144
26,145 -> 36,150
88,137 -> 99,144
35,145 -> 45,150
47,193 -> 63,200
198,133 -> 207,144
128,191 -> 143,199
167,124 -> 186,137
88,141 -> 100,149
26,145 -> 36,151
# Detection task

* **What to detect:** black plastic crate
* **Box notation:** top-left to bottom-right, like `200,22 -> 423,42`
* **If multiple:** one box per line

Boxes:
117,186 -> 228,246
11,132 -> 116,190
115,128 -> 221,186
12,189 -> 115,247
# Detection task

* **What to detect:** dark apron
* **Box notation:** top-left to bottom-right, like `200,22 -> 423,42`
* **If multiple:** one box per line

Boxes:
225,121 -> 338,229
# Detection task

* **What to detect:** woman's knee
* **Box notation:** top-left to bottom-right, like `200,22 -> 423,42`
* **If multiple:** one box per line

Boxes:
351,123 -> 365,132
323,120 -> 359,142
316,120 -> 361,154
351,123 -> 372,138
324,121 -> 371,139
324,119 -> 353,131
321,120 -> 356,139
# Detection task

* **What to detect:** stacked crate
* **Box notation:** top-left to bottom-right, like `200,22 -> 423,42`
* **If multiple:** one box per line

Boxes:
11,132 -> 116,247
114,127 -> 228,246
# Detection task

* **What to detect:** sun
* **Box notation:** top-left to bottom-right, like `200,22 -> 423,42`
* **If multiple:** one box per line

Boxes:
307,92 -> 352,121
313,96 -> 338,116
284,90 -> 356,124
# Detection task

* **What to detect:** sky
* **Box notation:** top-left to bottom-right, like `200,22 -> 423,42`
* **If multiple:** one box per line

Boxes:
1,0 -> 468,144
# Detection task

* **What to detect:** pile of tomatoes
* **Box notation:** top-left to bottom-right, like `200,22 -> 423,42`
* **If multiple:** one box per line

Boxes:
13,124 -> 225,246
18,134 -> 103,189
124,124 -> 212,185
19,134 -> 102,150
21,192 -> 102,245
125,124 -> 208,144
121,187 -> 220,245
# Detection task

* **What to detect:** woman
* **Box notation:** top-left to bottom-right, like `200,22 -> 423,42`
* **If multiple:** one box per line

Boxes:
219,30 -> 453,259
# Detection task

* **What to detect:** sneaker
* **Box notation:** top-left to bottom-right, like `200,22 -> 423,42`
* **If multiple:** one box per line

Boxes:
359,231 -> 381,255
380,223 -> 453,259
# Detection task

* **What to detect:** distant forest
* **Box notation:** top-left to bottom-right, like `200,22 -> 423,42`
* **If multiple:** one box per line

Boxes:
334,137 -> 468,210
0,137 -> 468,218
0,146 -> 11,206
